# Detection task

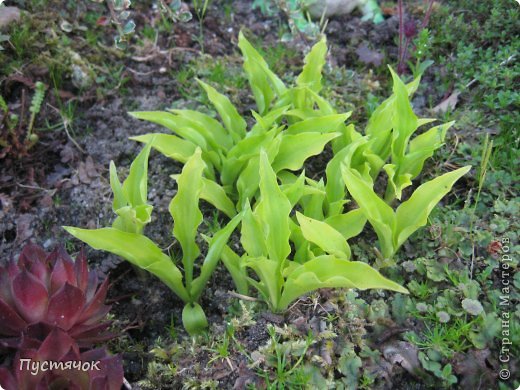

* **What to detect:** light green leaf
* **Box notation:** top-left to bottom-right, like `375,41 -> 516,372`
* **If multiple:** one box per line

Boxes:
238,31 -> 287,114
129,111 -> 208,149
197,79 -> 247,143
278,256 -> 408,310
325,137 -> 367,207
169,148 -> 205,288
237,155 -> 260,207
112,204 -> 153,233
182,303 -> 208,335
281,171 -> 306,208
200,177 -> 236,218
221,246 -> 249,295
130,133 -> 196,163
109,161 -> 126,211
325,209 -> 367,240
409,122 -> 453,154
169,108 -> 233,149
245,256 -> 281,309
227,126 -> 279,160
63,227 -> 190,302
395,166 -> 471,248
296,212 -> 351,259
272,132 -> 340,172
122,142 -> 152,207
389,66 -> 418,160
296,37 -> 327,93
255,150 -> 292,263
250,105 -> 290,136
241,202 -> 267,257
191,212 -> 243,300
286,113 -> 349,135
342,166 -> 396,258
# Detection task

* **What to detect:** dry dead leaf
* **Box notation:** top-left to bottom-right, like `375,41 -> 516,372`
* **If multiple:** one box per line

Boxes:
382,341 -> 421,376
452,349 -> 498,389
78,156 -> 99,184
432,90 -> 460,113
15,214 -> 34,244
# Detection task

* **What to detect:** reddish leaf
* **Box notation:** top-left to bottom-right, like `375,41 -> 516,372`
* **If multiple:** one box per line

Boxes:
26,260 -> 50,287
49,257 -> 76,294
78,277 -> 109,324
18,244 -> 47,267
37,328 -> 76,361
0,297 -> 27,335
74,249 -> 89,291
0,366 -> 17,390
83,349 -> 124,390
85,271 -> 99,302
11,270 -> 48,324
47,284 -> 86,330
69,322 -> 114,347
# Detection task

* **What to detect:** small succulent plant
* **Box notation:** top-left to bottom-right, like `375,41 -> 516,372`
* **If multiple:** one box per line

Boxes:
0,244 -> 113,348
0,244 -> 123,390
0,328 -> 123,390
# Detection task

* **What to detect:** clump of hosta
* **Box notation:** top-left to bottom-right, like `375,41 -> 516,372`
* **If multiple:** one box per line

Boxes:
0,244 -> 113,348
65,32 -> 471,333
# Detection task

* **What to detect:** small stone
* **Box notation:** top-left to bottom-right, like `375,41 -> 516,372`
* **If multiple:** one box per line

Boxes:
43,238 -> 54,249
0,7 -> 21,30
306,0 -> 362,18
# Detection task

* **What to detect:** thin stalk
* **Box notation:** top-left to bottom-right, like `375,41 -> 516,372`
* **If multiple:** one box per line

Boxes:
469,134 -> 493,279
397,0 -> 436,74
397,0 -> 405,74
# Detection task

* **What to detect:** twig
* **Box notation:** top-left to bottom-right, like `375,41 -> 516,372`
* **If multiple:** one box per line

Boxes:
123,377 -> 132,389
227,291 -> 259,302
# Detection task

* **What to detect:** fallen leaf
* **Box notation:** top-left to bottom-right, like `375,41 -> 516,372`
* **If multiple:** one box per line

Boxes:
233,361 -> 263,390
382,341 -> 421,376
77,156 -> 99,184
356,44 -> 385,66
452,349 -> 498,389
15,214 -> 34,244
432,90 -> 460,113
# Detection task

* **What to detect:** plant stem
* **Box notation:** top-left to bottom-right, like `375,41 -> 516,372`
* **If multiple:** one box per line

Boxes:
397,0 -> 435,74
397,0 -> 405,74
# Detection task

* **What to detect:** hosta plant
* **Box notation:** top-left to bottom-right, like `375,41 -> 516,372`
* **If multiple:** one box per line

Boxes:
0,244 -> 113,348
65,148 -> 243,335
0,328 -> 123,390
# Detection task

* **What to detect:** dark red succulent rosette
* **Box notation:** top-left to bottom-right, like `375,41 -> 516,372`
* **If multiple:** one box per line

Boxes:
0,244 -> 114,348
0,244 -> 123,390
